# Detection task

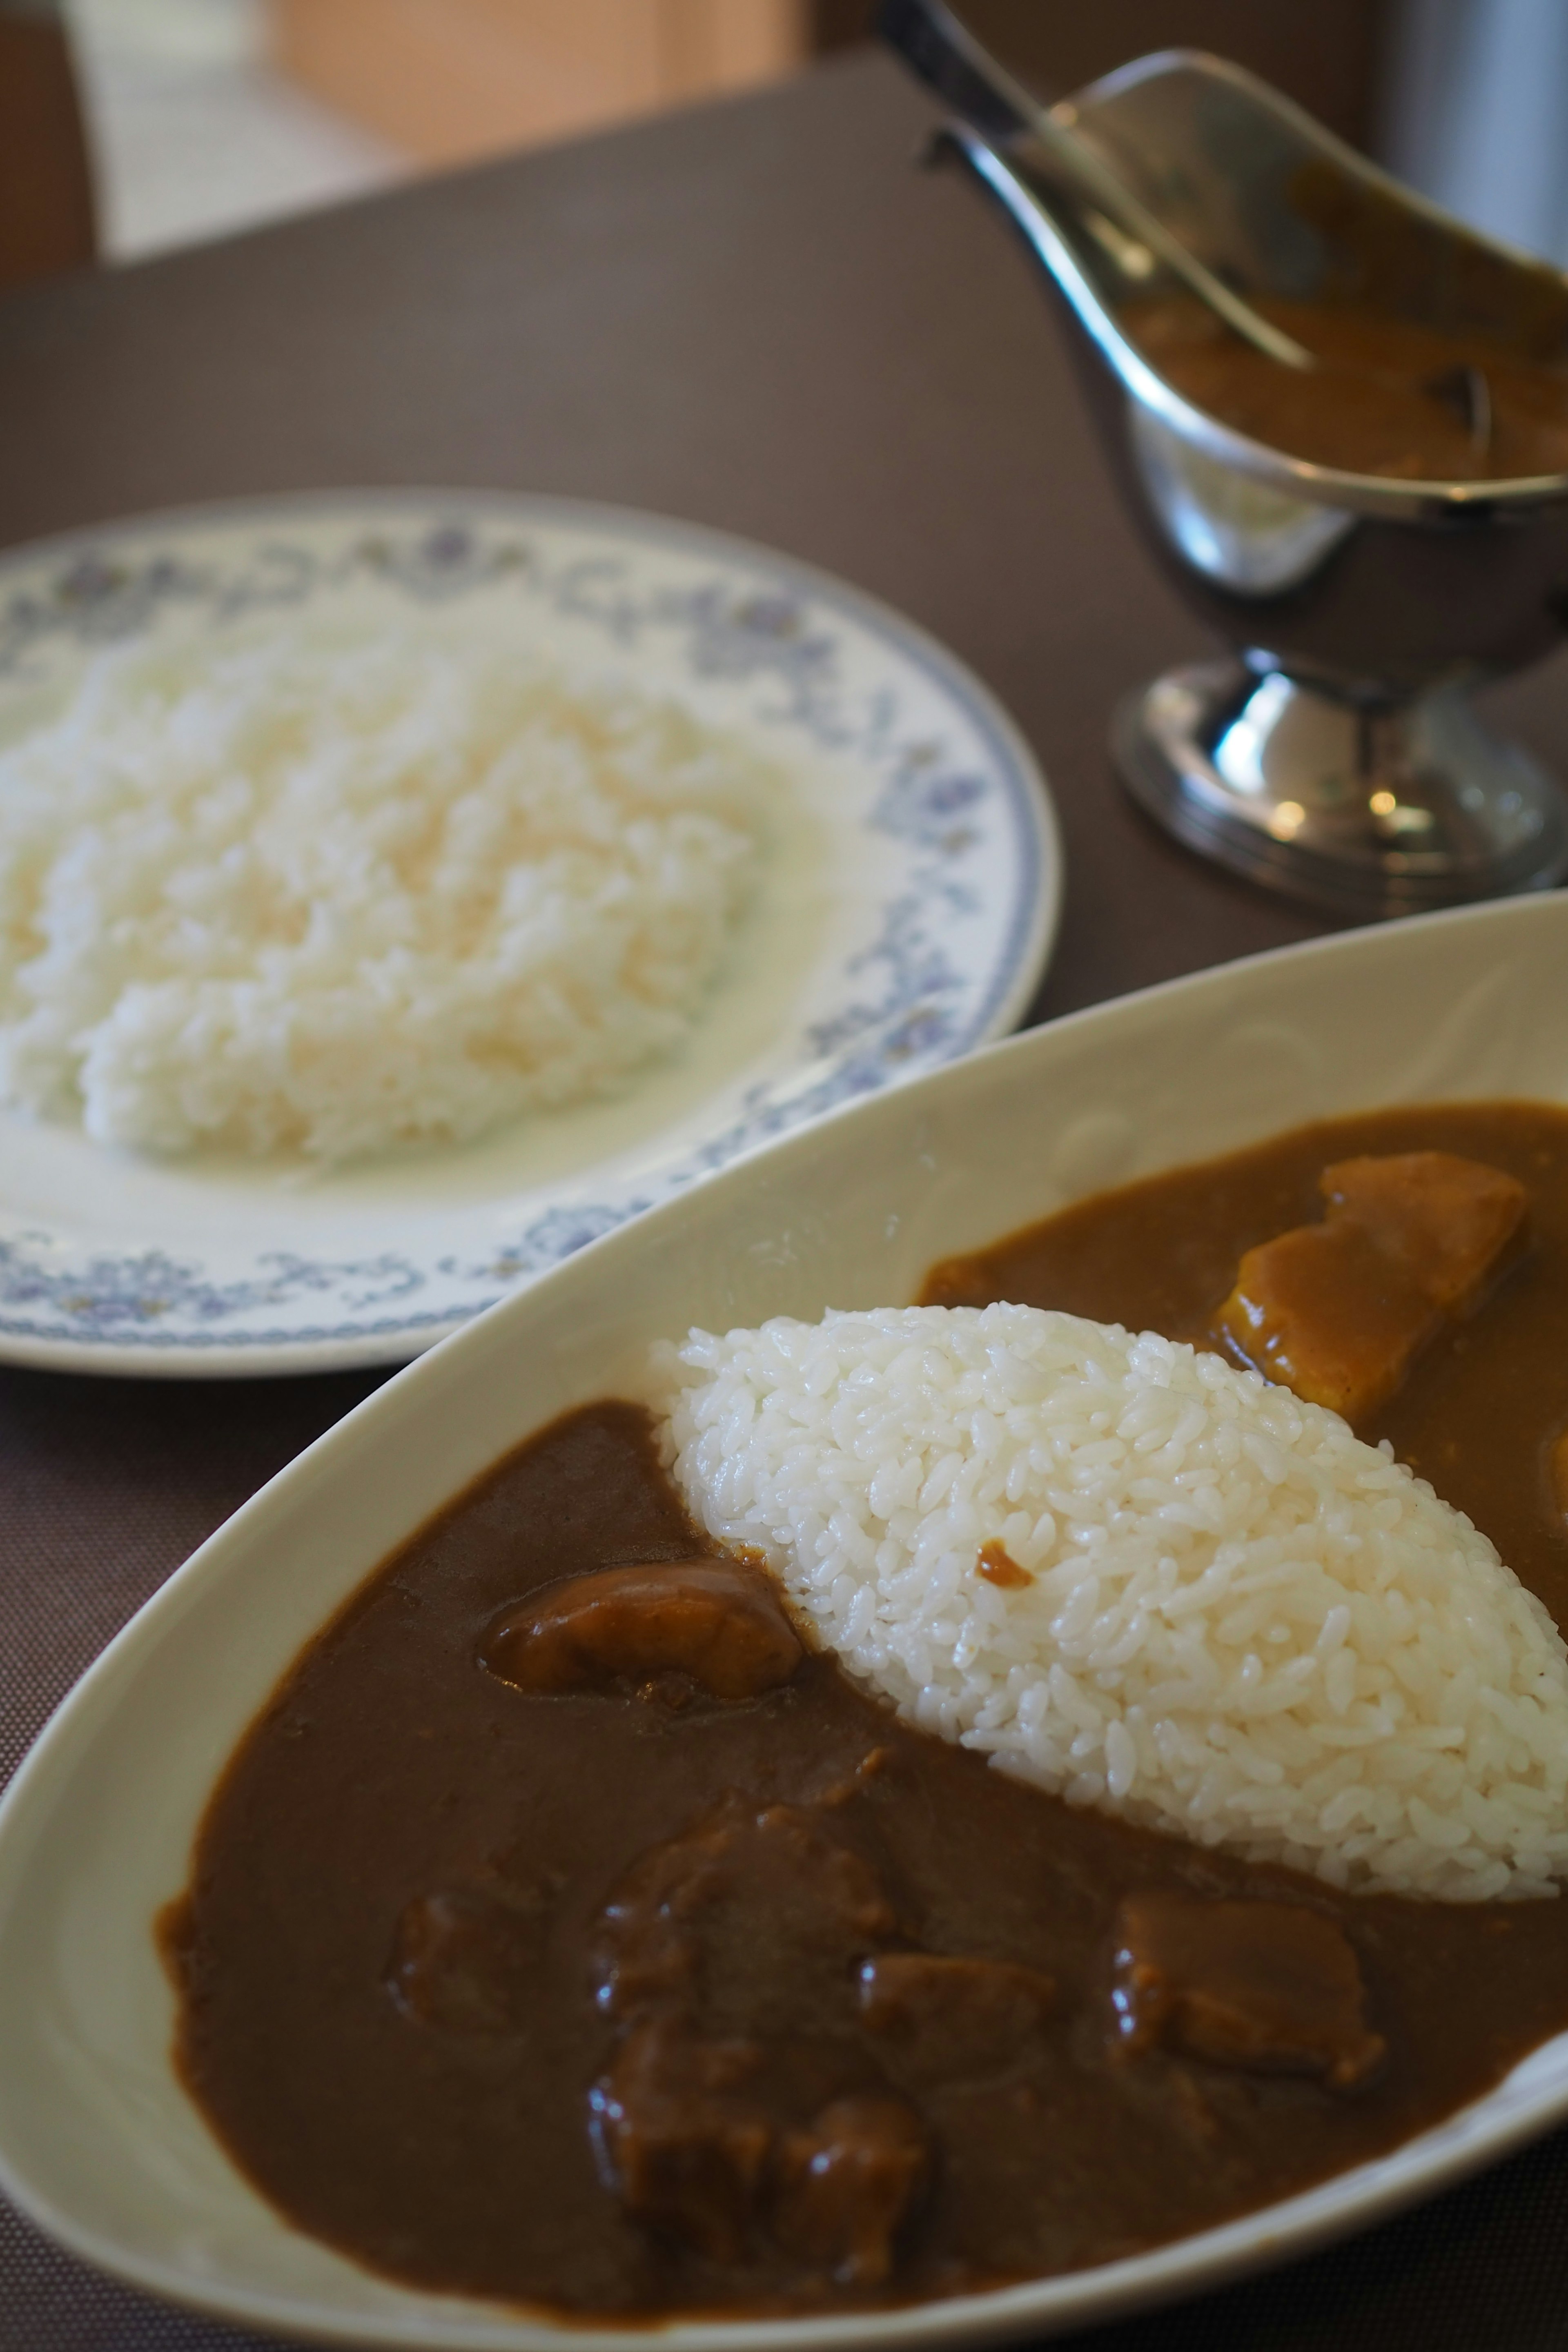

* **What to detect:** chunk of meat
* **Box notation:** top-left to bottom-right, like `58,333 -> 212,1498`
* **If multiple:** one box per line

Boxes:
1111,1893 -> 1385,2090
1213,1150 -> 1527,1421
593,2030 -> 928,2278
589,2018 -> 773,2262
592,1795 -> 899,2029
385,1887 -> 546,2034
858,1952 -> 1056,2081
773,2096 -> 929,2287
480,1559 -> 802,1702
589,1797 -> 921,2267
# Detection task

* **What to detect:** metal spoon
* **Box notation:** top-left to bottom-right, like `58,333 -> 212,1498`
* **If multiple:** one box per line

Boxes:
878,0 -> 1316,372
882,0 -> 1500,462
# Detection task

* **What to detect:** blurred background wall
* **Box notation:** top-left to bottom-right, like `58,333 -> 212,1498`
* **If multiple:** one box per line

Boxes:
259,0 -> 1388,167
1381,0 -> 1568,265
5,1 -> 1568,281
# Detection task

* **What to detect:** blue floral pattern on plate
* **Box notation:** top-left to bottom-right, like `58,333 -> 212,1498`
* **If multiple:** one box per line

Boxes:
0,494 -> 1060,1371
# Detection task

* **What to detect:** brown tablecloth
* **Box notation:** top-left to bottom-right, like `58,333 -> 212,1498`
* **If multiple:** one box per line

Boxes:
4,49 -> 1568,2351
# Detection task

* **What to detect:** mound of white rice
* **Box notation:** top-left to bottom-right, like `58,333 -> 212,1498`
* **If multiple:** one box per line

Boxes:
0,634 -> 763,1162
655,1303 -> 1568,1900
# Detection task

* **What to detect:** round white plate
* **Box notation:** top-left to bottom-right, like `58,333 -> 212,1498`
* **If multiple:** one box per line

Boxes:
0,492 -> 1058,1376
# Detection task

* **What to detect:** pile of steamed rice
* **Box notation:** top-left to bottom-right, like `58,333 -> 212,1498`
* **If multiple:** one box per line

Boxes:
654,1303 -> 1568,1900
0,633 -> 763,1162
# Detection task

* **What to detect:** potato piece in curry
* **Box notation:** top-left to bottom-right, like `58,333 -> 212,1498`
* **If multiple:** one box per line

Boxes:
1211,1150 -> 1528,1422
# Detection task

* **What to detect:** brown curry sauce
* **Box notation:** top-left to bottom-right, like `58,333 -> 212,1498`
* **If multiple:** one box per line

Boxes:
162,1101 -> 1568,2315
1120,292 -> 1568,481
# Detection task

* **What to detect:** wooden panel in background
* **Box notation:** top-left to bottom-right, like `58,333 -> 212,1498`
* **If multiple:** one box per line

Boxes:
272,0 -> 808,166
0,12 -> 96,289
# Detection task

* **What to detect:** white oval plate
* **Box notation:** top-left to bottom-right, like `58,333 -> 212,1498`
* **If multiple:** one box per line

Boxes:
4,893 -> 1567,2350
0,491 -> 1058,1376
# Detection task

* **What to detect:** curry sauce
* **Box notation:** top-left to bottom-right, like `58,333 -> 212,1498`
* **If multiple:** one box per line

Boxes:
1122,292 -> 1568,480
163,1100 -> 1568,2315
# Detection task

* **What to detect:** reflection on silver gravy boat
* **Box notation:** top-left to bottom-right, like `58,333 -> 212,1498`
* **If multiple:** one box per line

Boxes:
886,0 -> 1568,915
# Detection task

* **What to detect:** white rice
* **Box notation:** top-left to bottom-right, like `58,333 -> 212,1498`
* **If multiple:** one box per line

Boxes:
0,633 -> 764,1162
655,1303 -> 1568,1901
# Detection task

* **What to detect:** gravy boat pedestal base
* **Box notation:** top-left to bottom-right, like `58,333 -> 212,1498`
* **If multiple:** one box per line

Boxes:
1115,660 -> 1568,917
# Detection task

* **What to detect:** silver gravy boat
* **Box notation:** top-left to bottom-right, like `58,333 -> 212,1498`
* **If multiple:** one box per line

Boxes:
888,1 -> 1568,914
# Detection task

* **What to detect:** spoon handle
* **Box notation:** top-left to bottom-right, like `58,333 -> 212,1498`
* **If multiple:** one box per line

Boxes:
878,0 -> 1315,372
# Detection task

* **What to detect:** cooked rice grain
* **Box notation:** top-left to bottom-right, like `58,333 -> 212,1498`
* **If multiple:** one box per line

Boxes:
656,1303 -> 1568,1900
0,635 -> 763,1161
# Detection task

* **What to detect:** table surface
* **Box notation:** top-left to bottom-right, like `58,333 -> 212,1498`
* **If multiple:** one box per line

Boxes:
5,47 -> 1568,2352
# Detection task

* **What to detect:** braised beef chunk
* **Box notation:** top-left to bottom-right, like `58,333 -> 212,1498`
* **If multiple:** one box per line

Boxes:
480,1559 -> 802,1702
592,2029 -> 928,2281
858,1953 -> 1056,2082
385,1888 -> 547,2035
1112,1894 -> 1385,2090
588,1796 -> 918,2267
589,2020 -> 773,2262
774,2096 -> 930,2287
1214,1150 -> 1527,1421
592,1797 -> 900,2030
